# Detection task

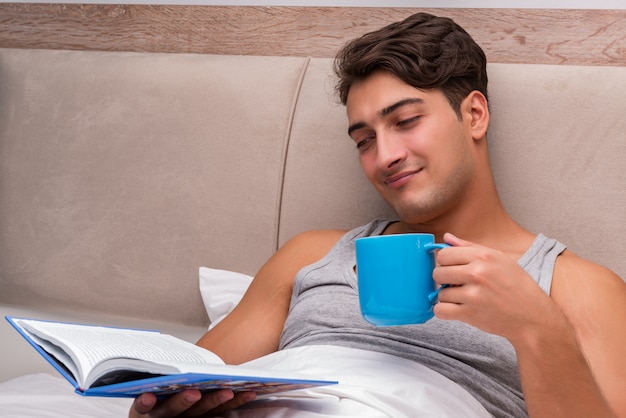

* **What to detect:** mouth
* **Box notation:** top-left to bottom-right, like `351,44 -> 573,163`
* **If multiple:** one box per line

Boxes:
384,168 -> 423,189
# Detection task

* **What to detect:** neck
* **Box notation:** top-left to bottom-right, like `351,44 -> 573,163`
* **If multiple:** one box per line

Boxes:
393,175 -> 535,259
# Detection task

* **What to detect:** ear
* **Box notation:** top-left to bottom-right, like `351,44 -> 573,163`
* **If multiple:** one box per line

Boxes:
463,90 -> 489,141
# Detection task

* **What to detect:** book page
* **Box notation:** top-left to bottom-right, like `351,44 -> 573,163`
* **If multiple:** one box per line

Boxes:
15,319 -> 224,386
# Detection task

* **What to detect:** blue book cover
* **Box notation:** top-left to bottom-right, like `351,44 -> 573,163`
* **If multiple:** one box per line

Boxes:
5,316 -> 337,398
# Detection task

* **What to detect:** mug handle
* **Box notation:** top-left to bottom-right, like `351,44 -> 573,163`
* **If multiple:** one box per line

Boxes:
424,243 -> 450,304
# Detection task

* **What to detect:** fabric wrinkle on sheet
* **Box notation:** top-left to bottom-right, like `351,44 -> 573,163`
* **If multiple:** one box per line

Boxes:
229,345 -> 493,417
0,373 -> 132,418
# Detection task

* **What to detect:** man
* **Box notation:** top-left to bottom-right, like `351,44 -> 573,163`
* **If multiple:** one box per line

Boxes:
131,12 -> 625,418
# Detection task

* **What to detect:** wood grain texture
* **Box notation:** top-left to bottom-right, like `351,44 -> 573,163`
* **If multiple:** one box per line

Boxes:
0,4 -> 624,65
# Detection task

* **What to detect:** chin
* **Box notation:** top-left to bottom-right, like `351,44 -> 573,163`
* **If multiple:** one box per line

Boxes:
388,199 -> 438,224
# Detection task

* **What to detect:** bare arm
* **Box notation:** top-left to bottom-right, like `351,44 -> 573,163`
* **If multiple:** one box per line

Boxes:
434,234 -> 624,418
508,273 -> 617,417
548,253 -> 626,417
197,229 -> 346,364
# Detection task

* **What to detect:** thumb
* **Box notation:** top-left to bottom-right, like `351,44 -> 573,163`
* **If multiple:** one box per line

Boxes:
443,232 -> 473,247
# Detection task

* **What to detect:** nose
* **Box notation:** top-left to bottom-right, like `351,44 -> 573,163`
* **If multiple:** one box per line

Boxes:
375,132 -> 406,170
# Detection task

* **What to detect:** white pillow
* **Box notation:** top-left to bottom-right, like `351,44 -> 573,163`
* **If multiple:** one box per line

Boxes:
199,267 -> 253,329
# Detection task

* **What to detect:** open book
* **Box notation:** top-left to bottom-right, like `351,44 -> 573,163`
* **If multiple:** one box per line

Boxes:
5,316 -> 337,398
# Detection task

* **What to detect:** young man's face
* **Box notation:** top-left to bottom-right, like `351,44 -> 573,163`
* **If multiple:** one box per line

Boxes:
346,71 -> 477,225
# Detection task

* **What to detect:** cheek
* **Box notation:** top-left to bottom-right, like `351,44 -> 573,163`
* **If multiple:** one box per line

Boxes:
428,121 -> 468,162
359,153 -> 381,184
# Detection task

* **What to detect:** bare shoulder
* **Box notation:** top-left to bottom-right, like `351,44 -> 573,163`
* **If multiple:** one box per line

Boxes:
248,229 -> 347,300
552,249 -> 626,330
553,250 -> 624,292
553,250 -> 625,302
281,229 -> 348,253
197,229 -> 347,363
256,229 -> 348,285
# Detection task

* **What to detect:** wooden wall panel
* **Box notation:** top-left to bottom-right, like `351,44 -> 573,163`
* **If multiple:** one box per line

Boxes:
0,4 -> 624,66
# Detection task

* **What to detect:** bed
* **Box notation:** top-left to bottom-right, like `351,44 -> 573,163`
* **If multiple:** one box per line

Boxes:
1,5 -> 624,417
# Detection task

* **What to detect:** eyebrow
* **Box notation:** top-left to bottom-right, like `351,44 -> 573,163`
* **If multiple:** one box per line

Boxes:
347,97 -> 425,137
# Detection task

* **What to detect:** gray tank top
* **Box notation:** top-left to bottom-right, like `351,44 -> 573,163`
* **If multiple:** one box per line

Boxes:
279,219 -> 566,418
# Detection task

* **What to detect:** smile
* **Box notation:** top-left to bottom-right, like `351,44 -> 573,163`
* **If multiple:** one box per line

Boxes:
384,168 -> 423,189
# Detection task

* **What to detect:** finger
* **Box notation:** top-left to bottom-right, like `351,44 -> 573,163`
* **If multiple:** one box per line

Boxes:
140,390 -> 202,418
432,283 -> 478,318
182,389 -> 237,416
433,263 -> 468,286
131,393 -> 158,416
435,243 -> 489,270
199,391 -> 257,416
436,280 -> 481,305
443,232 -> 473,247
433,298 -> 465,320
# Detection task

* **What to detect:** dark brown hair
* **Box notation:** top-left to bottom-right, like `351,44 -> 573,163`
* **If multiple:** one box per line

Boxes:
334,13 -> 488,116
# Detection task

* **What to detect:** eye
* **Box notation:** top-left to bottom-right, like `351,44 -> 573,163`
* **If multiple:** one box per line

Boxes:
356,136 -> 375,151
397,115 -> 420,128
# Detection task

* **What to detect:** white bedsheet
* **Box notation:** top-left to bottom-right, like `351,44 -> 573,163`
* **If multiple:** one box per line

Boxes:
0,373 -> 132,418
0,345 -> 491,418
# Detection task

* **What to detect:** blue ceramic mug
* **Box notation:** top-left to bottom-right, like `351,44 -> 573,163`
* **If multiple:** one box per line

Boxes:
355,233 -> 449,326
